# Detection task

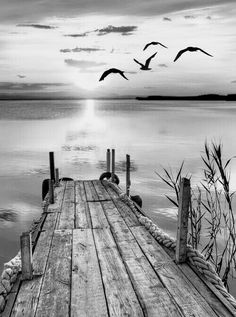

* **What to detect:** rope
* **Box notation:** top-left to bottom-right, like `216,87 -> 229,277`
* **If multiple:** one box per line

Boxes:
106,181 -> 236,310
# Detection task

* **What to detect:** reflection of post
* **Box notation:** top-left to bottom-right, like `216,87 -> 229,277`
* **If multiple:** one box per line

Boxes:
126,154 -> 131,196
49,152 -> 55,182
20,232 -> 33,280
111,149 -> 115,182
106,149 -> 111,173
176,177 -> 191,264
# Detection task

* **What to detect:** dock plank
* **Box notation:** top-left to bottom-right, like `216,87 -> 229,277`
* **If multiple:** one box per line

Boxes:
71,229 -> 108,317
110,199 -> 140,227
93,228 -> 144,316
89,202 -> 109,229
75,181 -> 91,228
131,226 -> 218,317
103,209 -> 182,316
84,181 -> 99,201
57,181 -> 75,229
35,229 -> 72,317
93,180 -> 111,201
101,181 -> 119,199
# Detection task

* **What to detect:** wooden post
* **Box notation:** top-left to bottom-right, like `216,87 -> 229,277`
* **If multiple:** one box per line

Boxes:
106,149 -> 111,173
111,149 -> 115,182
176,177 -> 191,264
20,232 -> 33,280
49,179 -> 54,204
55,168 -> 60,187
126,154 -> 131,196
49,152 -> 55,182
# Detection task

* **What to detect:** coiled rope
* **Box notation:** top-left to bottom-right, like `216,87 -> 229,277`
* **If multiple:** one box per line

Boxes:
105,181 -> 236,310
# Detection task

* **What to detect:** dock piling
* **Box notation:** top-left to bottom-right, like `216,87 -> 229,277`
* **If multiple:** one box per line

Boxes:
111,149 -> 115,183
49,179 -> 54,204
49,152 -> 55,182
126,154 -> 131,196
55,168 -> 60,187
106,149 -> 111,173
175,177 -> 191,264
20,232 -> 33,280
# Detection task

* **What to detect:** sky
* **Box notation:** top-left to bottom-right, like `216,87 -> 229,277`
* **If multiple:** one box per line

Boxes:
0,0 -> 236,98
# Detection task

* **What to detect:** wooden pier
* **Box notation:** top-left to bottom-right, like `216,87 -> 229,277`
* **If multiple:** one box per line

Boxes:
2,179 -> 236,317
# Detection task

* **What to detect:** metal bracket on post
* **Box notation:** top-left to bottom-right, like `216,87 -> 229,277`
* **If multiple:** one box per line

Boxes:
175,177 -> 191,264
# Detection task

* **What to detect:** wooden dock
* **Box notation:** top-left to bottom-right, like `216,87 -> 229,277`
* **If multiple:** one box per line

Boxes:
2,180 -> 236,317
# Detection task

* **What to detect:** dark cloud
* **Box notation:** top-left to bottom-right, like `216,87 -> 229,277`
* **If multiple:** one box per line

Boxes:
184,15 -> 196,19
0,82 -> 69,91
1,0 -> 235,23
206,16 -> 212,19
64,59 -> 106,69
163,17 -> 172,21
60,47 -> 104,53
17,23 -> 56,29
96,25 -> 137,36
17,74 -> 26,78
231,80 -> 236,83
158,63 -> 168,67
64,32 -> 89,37
126,71 -> 137,74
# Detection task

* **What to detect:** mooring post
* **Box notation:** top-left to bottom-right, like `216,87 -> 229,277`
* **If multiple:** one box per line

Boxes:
55,168 -> 60,187
126,154 -> 131,196
20,232 -> 33,280
176,177 -> 191,264
111,149 -> 115,182
49,151 -> 55,182
49,179 -> 54,204
106,149 -> 111,173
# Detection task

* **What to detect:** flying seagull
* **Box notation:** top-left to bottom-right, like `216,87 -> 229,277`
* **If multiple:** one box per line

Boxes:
143,41 -> 167,51
174,46 -> 213,62
99,68 -> 128,81
134,52 -> 157,70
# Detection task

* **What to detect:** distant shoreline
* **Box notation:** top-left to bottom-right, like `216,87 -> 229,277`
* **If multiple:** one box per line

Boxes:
136,94 -> 236,101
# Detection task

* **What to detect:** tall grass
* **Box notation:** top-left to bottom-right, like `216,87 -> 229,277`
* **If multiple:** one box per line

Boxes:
157,142 -> 236,289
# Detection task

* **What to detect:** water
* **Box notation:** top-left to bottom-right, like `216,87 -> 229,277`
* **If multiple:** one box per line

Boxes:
1,99 -> 236,294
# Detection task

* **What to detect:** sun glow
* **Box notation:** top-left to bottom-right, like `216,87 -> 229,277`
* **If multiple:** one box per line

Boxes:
74,73 -> 100,91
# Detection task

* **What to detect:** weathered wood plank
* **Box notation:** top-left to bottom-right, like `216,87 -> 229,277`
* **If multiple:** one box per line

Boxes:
75,181 -> 91,228
75,181 -> 87,202
84,180 -> 99,201
112,199 -> 140,227
33,213 -> 57,275
1,277 -> 21,317
47,183 -> 66,213
101,181 -> 119,200
104,215 -> 182,316
89,202 -> 109,229
93,228 -> 144,316
71,229 -> 108,317
35,229 -> 72,317
92,180 -> 111,201
57,181 -> 75,229
131,226 -> 218,317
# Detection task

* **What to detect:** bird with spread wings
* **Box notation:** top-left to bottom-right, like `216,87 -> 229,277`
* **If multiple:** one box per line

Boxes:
99,68 -> 128,81
174,46 -> 213,62
134,52 -> 157,70
143,41 -> 167,51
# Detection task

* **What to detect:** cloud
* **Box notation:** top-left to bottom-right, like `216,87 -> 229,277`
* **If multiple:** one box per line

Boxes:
231,80 -> 236,83
17,74 -> 26,78
64,32 -> 89,37
0,82 -> 68,91
60,47 -> 104,53
96,25 -> 137,36
64,59 -> 106,69
163,17 -> 172,21
184,15 -> 196,19
206,16 -> 212,19
158,64 -> 168,67
126,71 -> 137,74
17,23 -> 56,29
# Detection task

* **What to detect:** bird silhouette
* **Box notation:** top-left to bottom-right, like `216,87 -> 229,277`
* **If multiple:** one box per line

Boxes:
143,42 -> 167,51
99,68 -> 128,81
174,46 -> 213,62
134,52 -> 157,70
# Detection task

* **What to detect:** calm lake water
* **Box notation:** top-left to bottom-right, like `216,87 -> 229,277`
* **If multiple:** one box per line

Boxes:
1,99 -> 236,294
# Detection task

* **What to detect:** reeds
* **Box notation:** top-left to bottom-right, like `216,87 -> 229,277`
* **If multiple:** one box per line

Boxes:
157,141 -> 236,289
